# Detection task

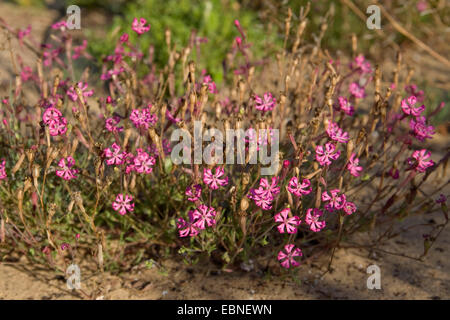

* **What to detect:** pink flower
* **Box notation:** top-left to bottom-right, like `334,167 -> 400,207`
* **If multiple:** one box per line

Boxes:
105,116 -> 123,132
278,244 -> 302,268
347,153 -> 363,177
133,149 -> 156,174
42,107 -> 62,125
61,243 -> 70,251
203,166 -> 228,190
132,18 -> 150,35
349,82 -> 365,98
316,143 -> 340,166
305,208 -> 326,232
112,194 -> 134,216
130,106 -> 158,130
274,208 -> 301,234
48,117 -> 67,136
401,96 -> 425,117
247,190 -> 273,210
343,201 -> 357,215
120,33 -> 129,43
416,0 -> 428,12
43,47 -> 62,67
0,159 -> 6,180
436,194 -> 447,204
337,96 -> 355,116
104,143 -> 125,165
408,149 -> 434,173
353,54 -> 372,74
51,21 -> 67,31
254,92 -> 276,112
43,107 -> 68,136
287,177 -> 312,197
405,85 -> 424,102
192,205 -> 217,230
20,66 -> 34,82
322,189 -> 346,211
389,167 -> 400,179
72,40 -> 89,60
253,177 -> 280,199
177,211 -> 199,237
17,25 -> 31,45
248,177 -> 280,210
202,73 -> 218,94
186,184 -> 202,202
55,157 -> 78,180
409,116 -> 434,141
67,82 -> 94,102
326,122 -> 349,143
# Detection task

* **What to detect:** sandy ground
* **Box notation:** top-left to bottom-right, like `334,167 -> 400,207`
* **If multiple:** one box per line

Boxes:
1,207 -> 449,300
0,2 -> 449,300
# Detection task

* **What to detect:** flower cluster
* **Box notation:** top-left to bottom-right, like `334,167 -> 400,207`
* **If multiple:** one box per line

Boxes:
130,105 -> 158,130
322,189 -> 356,215
177,205 -> 217,237
248,177 -> 280,210
42,107 -> 68,136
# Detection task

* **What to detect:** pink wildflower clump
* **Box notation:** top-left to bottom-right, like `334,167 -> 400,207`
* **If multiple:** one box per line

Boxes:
55,156 -> 78,180
131,18 -> 150,35
104,143 -> 125,165
408,149 -> 434,173
67,82 -> 94,102
409,116 -> 435,141
337,96 -> 354,116
274,208 -> 301,234
105,116 -> 123,132
254,92 -> 276,112
203,166 -> 228,190
248,177 -> 280,210
278,244 -> 302,269
42,107 -> 68,136
129,106 -> 158,130
347,153 -> 363,177
0,159 -> 6,180
186,184 -> 202,202
322,189 -> 346,211
401,96 -> 425,117
112,194 -> 134,216
326,122 -> 349,143
305,208 -> 326,232
315,142 -> 340,166
349,82 -> 365,98
287,177 -> 312,197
